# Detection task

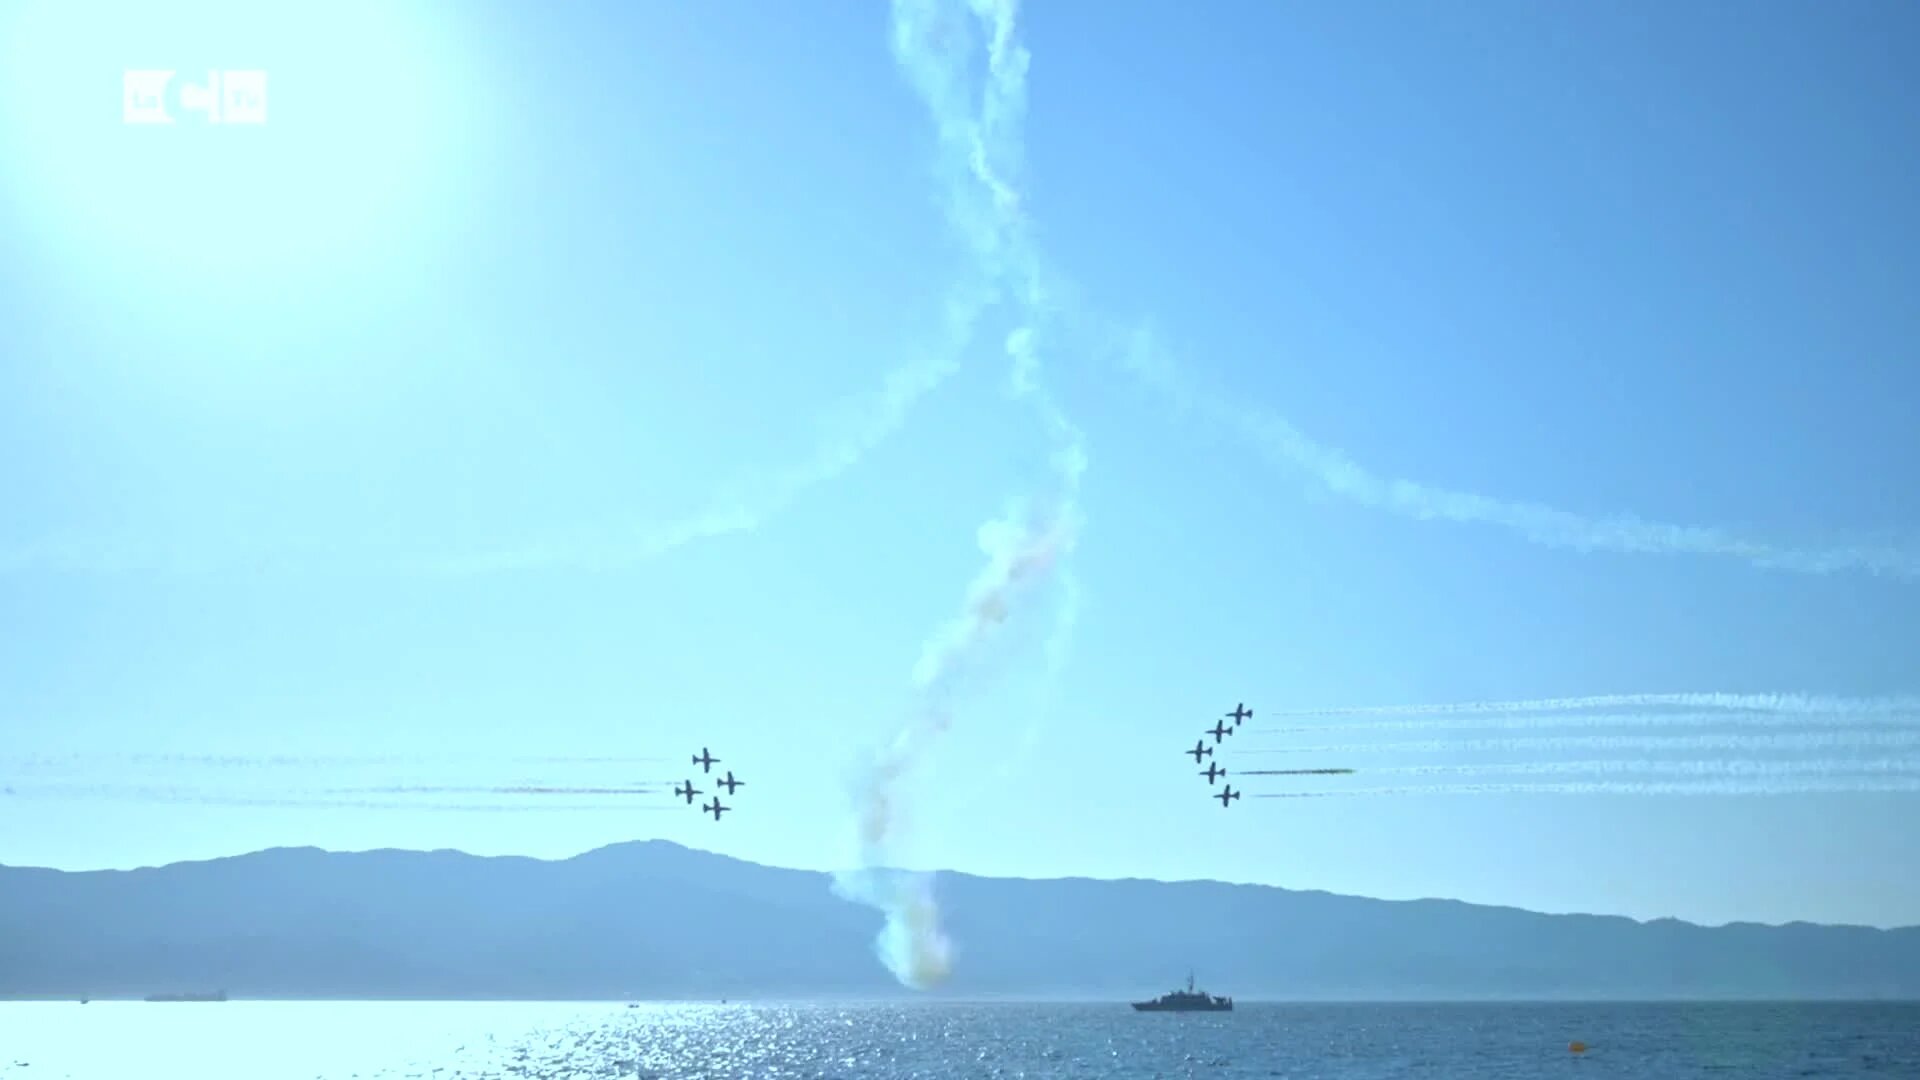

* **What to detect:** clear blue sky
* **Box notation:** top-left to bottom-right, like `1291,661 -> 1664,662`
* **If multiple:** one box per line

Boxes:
3,0 -> 1918,929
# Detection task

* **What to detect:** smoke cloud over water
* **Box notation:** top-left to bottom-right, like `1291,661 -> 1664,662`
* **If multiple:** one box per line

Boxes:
835,498 -> 1079,989
836,0 -> 1086,991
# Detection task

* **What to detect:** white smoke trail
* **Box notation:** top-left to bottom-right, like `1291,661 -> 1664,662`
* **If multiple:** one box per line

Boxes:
3,302 -> 974,576
0,751 -> 667,769
1359,759 -> 1920,779
1247,730 -> 1920,756
1254,777 -> 1920,799
5,783 -> 675,813
1256,709 -> 1920,737
1110,323 -> 1920,580
4,241 -> 992,580
1262,692 -> 1920,720
429,284 -> 991,575
834,0 -> 1088,991
329,785 -> 663,796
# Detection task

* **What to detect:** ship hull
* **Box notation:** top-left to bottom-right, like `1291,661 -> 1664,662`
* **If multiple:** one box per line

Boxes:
1130,1001 -> 1232,1012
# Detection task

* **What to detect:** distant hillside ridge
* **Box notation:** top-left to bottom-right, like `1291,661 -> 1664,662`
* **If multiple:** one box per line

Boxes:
2,840 -> 1916,1000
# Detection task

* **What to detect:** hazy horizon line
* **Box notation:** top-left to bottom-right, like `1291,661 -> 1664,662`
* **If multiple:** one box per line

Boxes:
8,836 -> 1913,933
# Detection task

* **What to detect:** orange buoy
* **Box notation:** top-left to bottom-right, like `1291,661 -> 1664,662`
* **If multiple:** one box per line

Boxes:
1569,1041 -> 1588,1054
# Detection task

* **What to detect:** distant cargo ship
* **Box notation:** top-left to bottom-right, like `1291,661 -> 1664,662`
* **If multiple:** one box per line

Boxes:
1131,972 -> 1232,1012
144,990 -> 227,1002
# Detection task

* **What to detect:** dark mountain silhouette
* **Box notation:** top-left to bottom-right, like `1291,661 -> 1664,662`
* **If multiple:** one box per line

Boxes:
2,840 -> 1915,1001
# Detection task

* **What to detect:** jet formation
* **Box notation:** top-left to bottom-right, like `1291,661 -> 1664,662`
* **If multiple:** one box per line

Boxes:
1186,703 -> 1250,807
1180,701 -> 1353,806
677,748 -> 741,822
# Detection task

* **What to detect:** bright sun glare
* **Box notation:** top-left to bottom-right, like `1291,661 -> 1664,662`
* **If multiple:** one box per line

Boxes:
0,0 -> 486,308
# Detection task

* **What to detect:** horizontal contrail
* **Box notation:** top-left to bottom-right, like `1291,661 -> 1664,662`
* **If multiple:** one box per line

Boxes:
1111,324 -> 1920,581
1344,759 -> 1920,779
7,780 -> 667,802
1260,692 -> 1920,721
1,752 -> 667,770
3,786 -> 676,813
1254,776 -> 1920,799
327,785 -> 662,797
1238,768 -> 1356,776
1246,730 -> 1920,756
1257,710 -> 1920,736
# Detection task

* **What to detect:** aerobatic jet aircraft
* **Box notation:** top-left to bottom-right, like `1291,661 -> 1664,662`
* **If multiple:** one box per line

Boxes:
1208,720 -> 1231,744
1186,739 -> 1213,764
673,781 -> 702,804
1215,784 -> 1241,808
692,748 -> 718,773
1228,703 -> 1252,727
703,797 -> 731,820
716,770 -> 744,795
1200,762 -> 1225,785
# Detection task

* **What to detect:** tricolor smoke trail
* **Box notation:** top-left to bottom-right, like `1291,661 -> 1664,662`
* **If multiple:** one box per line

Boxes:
1260,692 -> 1920,721
1253,696 -> 1920,742
1254,777 -> 1920,799
1,751 -> 667,770
1243,695 -> 1920,794
1248,731 -> 1920,757
1268,759 -> 1920,780
331,785 -> 661,796
835,500 -> 1076,988
835,0 -> 1086,991
5,783 -> 674,813
1258,711 -> 1920,736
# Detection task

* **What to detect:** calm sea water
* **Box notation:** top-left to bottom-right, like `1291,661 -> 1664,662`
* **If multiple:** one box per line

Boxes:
1,1001 -> 1916,1078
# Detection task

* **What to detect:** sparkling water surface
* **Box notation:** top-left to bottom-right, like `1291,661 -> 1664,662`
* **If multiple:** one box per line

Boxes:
2,1000 -> 1916,1079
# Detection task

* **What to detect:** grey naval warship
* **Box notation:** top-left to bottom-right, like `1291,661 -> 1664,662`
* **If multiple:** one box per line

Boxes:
1130,972 -> 1232,1012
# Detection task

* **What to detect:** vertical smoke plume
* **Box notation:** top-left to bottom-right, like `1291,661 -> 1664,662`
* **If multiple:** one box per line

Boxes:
835,500 -> 1076,987
834,0 -> 1087,989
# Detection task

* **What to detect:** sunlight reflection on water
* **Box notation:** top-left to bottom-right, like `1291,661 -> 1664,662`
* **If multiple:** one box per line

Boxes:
3,1000 -> 1919,1079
